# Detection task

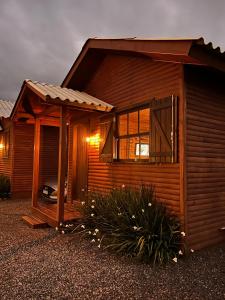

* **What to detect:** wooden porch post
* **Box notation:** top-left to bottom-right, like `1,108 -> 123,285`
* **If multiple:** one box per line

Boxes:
32,118 -> 41,208
57,106 -> 67,224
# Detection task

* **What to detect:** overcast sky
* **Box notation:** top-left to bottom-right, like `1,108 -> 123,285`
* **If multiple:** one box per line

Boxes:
0,0 -> 225,101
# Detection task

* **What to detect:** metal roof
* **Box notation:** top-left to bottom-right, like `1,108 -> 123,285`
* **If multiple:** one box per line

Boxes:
91,37 -> 225,54
0,99 -> 14,118
25,79 -> 113,112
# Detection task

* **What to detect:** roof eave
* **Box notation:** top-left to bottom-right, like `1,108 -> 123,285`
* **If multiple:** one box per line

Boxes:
45,95 -> 113,112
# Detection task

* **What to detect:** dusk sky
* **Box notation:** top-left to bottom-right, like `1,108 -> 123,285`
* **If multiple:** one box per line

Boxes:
0,0 -> 225,100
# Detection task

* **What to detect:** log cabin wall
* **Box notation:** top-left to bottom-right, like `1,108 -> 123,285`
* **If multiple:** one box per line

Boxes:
185,65 -> 225,249
83,53 -> 184,216
11,123 -> 34,197
39,125 -> 59,188
0,125 -> 13,178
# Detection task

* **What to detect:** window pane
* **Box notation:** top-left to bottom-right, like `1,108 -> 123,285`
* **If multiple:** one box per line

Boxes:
119,138 -> 129,159
118,114 -> 127,136
128,111 -> 138,135
139,108 -> 150,133
129,136 -> 139,160
139,135 -> 150,159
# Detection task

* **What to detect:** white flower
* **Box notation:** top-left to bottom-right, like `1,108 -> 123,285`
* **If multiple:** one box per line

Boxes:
88,231 -> 92,235
178,250 -> 183,255
60,222 -> 63,226
181,231 -> 186,237
91,205 -> 95,209
55,227 -> 58,231
95,228 -> 99,233
172,257 -> 177,263
81,201 -> 85,206
118,212 -> 122,216
81,225 -> 85,229
190,249 -> 194,253
97,238 -> 100,241
93,232 -> 96,236
98,244 -> 101,248
91,239 -> 95,243
141,209 -> 145,213
81,188 -> 85,192
61,231 -> 65,234
133,226 -> 138,230
122,184 -> 125,188
65,224 -> 69,228
148,203 -> 152,207
91,199 -> 95,203
91,213 -> 94,217
132,215 -> 135,219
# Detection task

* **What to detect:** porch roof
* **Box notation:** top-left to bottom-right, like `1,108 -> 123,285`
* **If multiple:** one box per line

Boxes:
0,99 -> 14,118
25,79 -> 113,112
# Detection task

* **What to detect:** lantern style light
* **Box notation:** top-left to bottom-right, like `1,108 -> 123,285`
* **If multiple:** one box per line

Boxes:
86,133 -> 100,145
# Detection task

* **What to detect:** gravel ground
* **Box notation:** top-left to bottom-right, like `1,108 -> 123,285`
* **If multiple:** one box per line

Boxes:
1,199 -> 225,300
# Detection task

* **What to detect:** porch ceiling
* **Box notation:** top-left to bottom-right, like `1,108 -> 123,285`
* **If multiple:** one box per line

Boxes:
25,79 -> 113,112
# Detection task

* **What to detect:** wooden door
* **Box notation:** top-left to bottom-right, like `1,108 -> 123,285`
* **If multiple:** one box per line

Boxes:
72,123 -> 88,201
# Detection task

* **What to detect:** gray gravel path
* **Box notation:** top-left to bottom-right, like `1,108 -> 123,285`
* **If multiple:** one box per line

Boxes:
1,198 -> 225,300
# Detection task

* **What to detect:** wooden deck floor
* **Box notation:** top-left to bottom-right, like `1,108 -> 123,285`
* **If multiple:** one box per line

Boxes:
33,200 -> 82,226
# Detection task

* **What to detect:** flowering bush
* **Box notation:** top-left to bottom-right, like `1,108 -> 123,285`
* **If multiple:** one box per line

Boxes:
72,185 -> 185,264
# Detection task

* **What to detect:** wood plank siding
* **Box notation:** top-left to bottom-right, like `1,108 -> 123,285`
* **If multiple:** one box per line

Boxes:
39,125 -> 59,187
11,123 -> 34,197
0,127 -> 13,178
83,54 -> 183,215
185,65 -> 225,249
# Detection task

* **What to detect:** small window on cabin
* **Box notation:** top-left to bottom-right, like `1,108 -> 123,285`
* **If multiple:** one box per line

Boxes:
1,131 -> 10,158
117,107 -> 151,161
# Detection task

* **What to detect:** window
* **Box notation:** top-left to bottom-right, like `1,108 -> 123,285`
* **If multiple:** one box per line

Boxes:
118,107 -> 151,161
0,131 -> 10,158
117,96 -> 178,163
99,96 -> 178,164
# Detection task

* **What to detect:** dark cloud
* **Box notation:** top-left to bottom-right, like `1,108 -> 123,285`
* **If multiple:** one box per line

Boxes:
0,0 -> 225,100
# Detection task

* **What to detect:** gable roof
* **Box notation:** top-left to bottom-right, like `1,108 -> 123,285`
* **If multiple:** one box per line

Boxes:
11,79 -> 113,119
0,99 -> 14,118
62,37 -> 225,89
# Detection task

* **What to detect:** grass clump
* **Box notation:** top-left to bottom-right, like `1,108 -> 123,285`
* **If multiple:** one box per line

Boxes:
73,185 -> 184,264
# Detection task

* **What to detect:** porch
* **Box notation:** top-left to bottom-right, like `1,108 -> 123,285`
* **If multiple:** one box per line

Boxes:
12,79 -> 113,227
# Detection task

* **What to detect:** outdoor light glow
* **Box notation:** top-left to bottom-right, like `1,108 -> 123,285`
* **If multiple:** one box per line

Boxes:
86,134 -> 100,145
0,143 -> 4,149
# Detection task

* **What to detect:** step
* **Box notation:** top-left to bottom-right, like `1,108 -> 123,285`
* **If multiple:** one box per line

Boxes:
22,215 -> 49,229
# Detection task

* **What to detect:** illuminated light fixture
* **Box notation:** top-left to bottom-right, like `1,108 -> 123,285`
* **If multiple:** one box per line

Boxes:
0,143 -> 4,149
86,133 -> 100,145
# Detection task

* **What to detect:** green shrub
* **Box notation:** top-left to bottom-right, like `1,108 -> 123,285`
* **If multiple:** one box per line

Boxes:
71,185 -> 184,264
0,174 -> 10,198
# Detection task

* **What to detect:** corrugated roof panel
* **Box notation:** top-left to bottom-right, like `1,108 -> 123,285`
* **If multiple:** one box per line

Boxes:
0,99 -> 14,118
25,79 -> 113,111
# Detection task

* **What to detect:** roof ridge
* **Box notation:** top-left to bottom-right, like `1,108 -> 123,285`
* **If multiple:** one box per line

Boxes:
26,79 -> 68,89
0,99 -> 14,103
90,36 -> 203,41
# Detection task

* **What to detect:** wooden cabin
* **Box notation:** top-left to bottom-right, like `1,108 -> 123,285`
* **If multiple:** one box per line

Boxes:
0,99 -> 35,198
0,99 -> 14,180
19,37 -> 225,250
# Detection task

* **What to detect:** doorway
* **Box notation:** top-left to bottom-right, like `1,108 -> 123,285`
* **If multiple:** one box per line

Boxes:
72,122 -> 88,201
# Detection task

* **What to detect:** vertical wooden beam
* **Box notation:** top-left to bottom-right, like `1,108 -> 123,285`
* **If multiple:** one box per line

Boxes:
32,118 -> 41,208
179,65 -> 187,235
57,106 -> 67,224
